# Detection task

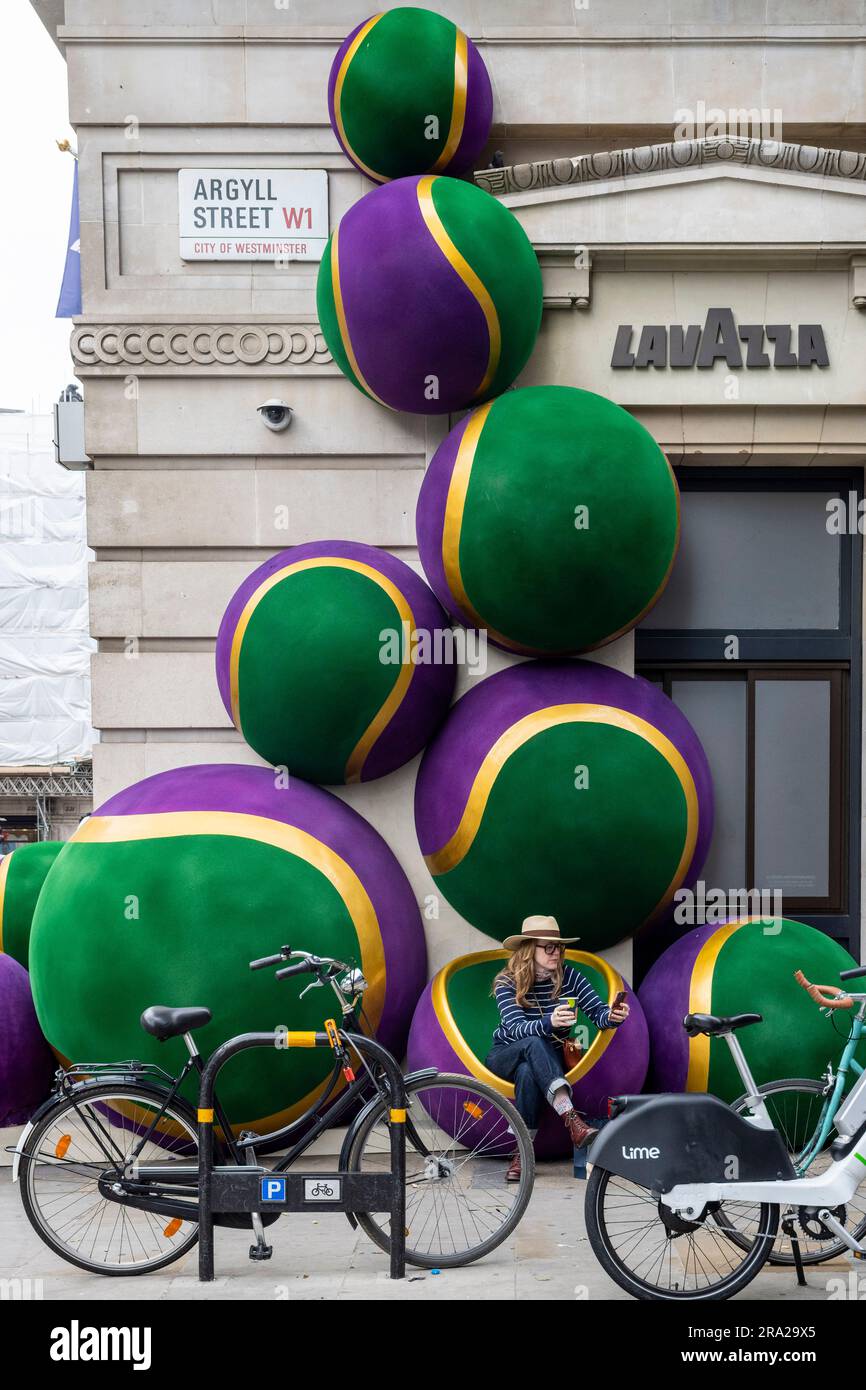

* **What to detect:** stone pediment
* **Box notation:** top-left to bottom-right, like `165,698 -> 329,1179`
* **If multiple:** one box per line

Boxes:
476,137 -> 866,257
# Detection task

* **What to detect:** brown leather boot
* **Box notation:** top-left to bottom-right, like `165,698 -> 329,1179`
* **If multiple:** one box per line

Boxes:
505,1150 -> 522,1182
563,1109 -> 598,1148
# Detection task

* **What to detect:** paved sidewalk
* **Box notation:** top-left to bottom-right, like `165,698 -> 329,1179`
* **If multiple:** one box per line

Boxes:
1,1165 -> 850,1301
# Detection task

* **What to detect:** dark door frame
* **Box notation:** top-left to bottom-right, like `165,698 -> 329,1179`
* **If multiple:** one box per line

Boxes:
635,466 -> 863,960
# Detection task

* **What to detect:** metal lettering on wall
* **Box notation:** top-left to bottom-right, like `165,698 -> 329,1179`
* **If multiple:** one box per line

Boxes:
611,309 -> 829,369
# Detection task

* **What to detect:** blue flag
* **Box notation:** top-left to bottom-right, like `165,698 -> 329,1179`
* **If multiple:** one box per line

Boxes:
55,161 -> 81,318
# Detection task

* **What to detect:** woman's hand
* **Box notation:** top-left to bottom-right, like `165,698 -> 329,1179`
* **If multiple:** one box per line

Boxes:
551,1004 -> 576,1030
609,1002 -> 630,1024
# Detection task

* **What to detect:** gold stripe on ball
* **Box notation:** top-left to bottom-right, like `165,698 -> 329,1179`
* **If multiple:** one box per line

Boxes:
685,918 -> 748,1092
330,227 -> 389,407
424,704 -> 699,924
431,948 -> 624,1095
228,556 -> 419,783
0,850 -> 11,954
333,13 -> 388,184
430,28 -> 469,173
415,175 -> 501,400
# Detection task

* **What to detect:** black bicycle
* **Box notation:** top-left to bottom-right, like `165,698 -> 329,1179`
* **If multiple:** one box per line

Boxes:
15,946 -> 534,1275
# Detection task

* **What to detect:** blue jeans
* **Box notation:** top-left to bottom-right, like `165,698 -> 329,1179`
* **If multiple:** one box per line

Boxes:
485,1035 -> 570,1130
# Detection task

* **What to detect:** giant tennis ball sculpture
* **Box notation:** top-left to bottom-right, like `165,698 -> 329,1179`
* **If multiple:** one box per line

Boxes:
328,8 -> 493,183
0,954 -> 54,1126
639,917 -> 865,1104
417,386 -> 680,654
0,841 -> 64,968
415,661 -> 713,951
215,541 -> 456,784
28,765 -> 427,1133
317,175 -> 543,414
407,949 -> 648,1157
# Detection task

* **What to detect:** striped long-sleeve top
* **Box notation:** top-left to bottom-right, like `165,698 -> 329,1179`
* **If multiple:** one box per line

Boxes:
492,964 -> 620,1046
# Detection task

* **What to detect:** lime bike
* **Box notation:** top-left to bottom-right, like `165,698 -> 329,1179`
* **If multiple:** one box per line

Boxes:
724,965 -> 866,1266
12,947 -> 535,1277
584,964 -> 866,1300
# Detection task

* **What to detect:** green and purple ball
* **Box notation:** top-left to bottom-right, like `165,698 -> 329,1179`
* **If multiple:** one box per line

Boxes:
417,386 -> 680,654
407,950 -> 648,1157
0,841 -> 64,968
328,8 -> 493,183
0,954 -> 55,1126
215,541 -> 456,784
317,174 -> 543,415
29,764 -> 427,1134
415,661 -> 713,952
639,917 -> 865,1103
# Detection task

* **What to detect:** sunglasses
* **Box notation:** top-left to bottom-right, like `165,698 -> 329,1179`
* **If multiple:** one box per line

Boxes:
537,942 -> 564,955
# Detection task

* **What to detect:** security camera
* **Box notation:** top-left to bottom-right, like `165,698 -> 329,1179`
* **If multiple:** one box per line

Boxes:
257,399 -> 293,432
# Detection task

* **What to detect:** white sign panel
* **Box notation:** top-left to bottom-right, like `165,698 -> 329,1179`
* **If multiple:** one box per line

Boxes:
178,169 -> 328,261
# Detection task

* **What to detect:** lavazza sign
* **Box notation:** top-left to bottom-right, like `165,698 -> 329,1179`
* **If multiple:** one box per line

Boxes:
611,308 -> 830,369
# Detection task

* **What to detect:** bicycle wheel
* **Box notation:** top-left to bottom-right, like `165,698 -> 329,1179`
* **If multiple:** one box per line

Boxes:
19,1082 -> 200,1276
585,1165 -> 777,1300
728,1078 -> 866,1265
347,1073 -> 535,1268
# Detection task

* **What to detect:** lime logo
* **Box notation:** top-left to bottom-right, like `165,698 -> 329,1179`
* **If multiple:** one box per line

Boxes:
622,1145 -> 661,1160
856,1152 -> 866,1167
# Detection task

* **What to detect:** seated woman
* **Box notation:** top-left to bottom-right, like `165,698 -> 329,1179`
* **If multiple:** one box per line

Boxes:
486,915 -> 629,1182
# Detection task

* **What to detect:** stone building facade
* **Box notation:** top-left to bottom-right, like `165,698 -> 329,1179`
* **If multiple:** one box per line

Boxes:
34,0 -> 866,972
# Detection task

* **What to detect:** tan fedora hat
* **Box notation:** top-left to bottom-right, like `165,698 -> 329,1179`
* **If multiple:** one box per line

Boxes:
501,914 -> 580,951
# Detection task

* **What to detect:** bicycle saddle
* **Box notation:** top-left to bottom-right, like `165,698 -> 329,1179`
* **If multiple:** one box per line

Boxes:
140,1005 -> 212,1041
683,1012 -> 763,1037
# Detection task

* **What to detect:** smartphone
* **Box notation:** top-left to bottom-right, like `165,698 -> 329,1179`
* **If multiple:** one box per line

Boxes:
611,990 -> 627,1009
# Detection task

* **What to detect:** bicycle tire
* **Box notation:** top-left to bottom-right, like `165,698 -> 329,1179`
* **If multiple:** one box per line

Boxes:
585,1165 -> 777,1301
729,1077 -> 866,1265
347,1072 -> 535,1269
19,1081 -> 201,1277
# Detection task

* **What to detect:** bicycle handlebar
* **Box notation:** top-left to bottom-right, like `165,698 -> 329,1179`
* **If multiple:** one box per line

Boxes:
249,946 -> 354,983
840,965 -> 866,982
274,960 -> 317,981
794,969 -> 855,1010
249,948 -> 291,972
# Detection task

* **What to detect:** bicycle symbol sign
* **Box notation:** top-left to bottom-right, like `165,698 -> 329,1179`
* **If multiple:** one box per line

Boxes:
304,1178 -> 341,1202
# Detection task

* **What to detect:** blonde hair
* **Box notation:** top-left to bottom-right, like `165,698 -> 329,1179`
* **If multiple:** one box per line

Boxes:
493,939 -> 564,1009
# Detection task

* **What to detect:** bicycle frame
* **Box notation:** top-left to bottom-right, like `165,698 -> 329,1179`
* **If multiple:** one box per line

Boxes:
37,1033 -> 437,1224
727,994 -> 866,1173
796,1011 -> 864,1172
661,1133 -> 866,1242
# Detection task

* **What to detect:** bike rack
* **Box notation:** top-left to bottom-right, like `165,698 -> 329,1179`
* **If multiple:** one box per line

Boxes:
197,1029 -> 407,1281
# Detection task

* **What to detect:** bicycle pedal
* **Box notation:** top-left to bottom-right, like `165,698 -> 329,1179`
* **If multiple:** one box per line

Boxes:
248,1243 -> 273,1261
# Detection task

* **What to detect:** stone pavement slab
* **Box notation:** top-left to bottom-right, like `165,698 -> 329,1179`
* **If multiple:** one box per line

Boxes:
0,1167 -> 845,1302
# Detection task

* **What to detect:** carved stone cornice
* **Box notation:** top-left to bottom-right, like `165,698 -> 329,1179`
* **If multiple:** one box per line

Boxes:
71,323 -> 333,371
475,135 -> 866,198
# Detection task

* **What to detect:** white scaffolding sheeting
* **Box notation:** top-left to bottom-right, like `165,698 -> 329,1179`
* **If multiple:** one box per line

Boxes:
0,414 -> 96,764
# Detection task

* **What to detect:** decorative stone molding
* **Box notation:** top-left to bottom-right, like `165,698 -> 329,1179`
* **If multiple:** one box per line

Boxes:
475,136 -> 866,198
71,324 -> 333,371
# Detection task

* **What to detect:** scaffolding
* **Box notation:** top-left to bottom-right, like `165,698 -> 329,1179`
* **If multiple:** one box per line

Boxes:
0,762 -> 93,840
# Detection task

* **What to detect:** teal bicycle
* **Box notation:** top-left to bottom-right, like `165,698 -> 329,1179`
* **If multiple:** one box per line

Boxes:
727,966 -> 866,1265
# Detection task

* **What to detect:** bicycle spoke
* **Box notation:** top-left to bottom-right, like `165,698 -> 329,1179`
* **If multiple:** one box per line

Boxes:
24,1090 -> 198,1272
351,1077 -> 533,1265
